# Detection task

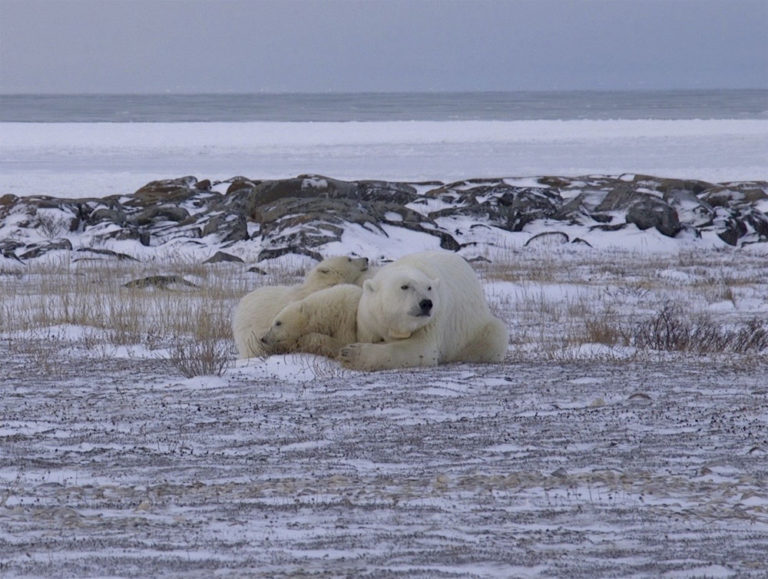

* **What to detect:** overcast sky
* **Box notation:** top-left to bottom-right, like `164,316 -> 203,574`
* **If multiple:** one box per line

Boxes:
1,0 -> 766,94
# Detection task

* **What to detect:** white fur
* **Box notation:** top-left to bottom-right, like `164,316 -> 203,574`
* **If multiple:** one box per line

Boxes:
340,251 -> 508,371
232,256 -> 368,358
261,284 -> 362,359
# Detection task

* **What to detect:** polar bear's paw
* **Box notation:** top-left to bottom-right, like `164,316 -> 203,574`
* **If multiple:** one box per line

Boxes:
339,343 -> 367,370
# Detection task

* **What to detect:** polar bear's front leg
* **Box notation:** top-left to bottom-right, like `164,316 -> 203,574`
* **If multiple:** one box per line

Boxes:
339,340 -> 439,371
296,333 -> 346,359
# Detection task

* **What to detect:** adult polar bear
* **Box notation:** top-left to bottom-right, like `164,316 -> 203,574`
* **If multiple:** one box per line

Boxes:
340,251 -> 508,371
232,255 -> 368,358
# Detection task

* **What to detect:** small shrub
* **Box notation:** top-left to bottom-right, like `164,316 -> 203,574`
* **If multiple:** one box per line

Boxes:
583,318 -> 624,346
730,318 -> 768,353
631,303 -> 693,351
628,303 -> 768,354
36,209 -> 71,239
167,339 -> 231,378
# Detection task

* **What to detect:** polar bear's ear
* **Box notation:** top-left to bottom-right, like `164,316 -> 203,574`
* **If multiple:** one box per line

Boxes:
363,279 -> 377,293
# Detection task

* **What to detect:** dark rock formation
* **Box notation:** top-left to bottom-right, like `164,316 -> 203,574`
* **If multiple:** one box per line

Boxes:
124,275 -> 199,290
626,197 -> 682,237
1,174 -> 766,262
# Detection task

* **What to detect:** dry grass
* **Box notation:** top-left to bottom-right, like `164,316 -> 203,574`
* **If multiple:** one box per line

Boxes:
625,304 -> 768,354
2,247 -> 768,375
476,246 -> 768,361
0,256 -> 312,377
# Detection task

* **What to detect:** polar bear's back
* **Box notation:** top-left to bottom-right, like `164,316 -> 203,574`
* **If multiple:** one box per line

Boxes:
232,284 -> 300,357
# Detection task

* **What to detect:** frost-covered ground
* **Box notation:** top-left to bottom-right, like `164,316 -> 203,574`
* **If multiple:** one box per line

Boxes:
2,246 -> 768,577
2,349 -> 767,578
2,119 -> 768,576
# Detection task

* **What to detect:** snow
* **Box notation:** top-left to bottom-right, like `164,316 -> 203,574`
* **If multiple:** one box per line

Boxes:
1,119 -> 766,197
2,117 -> 768,576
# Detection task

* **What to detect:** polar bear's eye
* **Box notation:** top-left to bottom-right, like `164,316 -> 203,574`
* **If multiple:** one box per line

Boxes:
427,286 -> 432,291
400,284 -> 409,290
275,320 -> 282,327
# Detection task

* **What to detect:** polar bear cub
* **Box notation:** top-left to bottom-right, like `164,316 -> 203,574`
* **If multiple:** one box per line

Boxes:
339,251 -> 508,371
232,256 -> 368,358
260,284 -> 362,359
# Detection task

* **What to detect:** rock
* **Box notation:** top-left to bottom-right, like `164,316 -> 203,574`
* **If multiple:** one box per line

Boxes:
0,194 -> 19,217
1,174 -> 767,262
744,210 -> 768,239
19,238 -> 73,259
201,213 -> 249,243
497,187 -> 561,231
656,177 -> 713,197
596,183 -> 639,212
257,246 -> 324,262
626,198 -> 682,237
702,186 -> 768,207
717,215 -> 748,246
204,251 -> 244,264
711,206 -> 768,246
89,206 -> 127,226
131,176 -> 200,205
132,205 -> 190,226
427,181 -> 561,232
123,275 -> 199,290
74,248 -> 137,261
524,231 -> 570,247
0,239 -> 24,262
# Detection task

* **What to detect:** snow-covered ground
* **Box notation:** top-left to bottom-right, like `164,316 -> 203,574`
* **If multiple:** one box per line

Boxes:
2,119 -> 768,576
2,247 -> 768,577
1,119 -> 767,197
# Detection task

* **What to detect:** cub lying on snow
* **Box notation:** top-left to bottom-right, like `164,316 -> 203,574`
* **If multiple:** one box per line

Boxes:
260,284 -> 363,359
231,256 -> 368,358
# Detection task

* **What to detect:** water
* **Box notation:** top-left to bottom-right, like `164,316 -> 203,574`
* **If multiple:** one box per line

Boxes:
1,90 -> 766,122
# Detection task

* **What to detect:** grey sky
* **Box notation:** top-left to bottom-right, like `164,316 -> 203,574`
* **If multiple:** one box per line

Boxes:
1,0 -> 766,94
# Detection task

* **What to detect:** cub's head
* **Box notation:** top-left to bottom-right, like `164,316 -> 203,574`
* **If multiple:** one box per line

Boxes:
362,267 -> 439,340
307,255 -> 369,289
260,302 -> 307,353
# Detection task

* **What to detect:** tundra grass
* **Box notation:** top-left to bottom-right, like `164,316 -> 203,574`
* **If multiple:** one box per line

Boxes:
2,247 -> 767,376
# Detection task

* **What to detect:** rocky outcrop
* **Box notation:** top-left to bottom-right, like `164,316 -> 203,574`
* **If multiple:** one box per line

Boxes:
1,174 -> 766,263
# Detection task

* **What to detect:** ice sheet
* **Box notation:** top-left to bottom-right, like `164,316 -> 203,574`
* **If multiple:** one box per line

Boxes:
2,119 -> 766,197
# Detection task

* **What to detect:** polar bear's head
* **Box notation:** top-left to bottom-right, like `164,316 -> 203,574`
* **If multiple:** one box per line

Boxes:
362,266 -> 439,340
260,302 -> 306,353
306,255 -> 369,289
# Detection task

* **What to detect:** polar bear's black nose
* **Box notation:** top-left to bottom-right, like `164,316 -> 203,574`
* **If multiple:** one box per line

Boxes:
419,299 -> 433,313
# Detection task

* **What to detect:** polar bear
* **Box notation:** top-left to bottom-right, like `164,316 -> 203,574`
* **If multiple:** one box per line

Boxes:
260,284 -> 362,359
232,256 -> 368,358
339,251 -> 508,371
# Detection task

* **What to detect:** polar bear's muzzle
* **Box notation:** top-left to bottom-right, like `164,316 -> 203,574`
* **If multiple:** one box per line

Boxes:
414,298 -> 433,317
